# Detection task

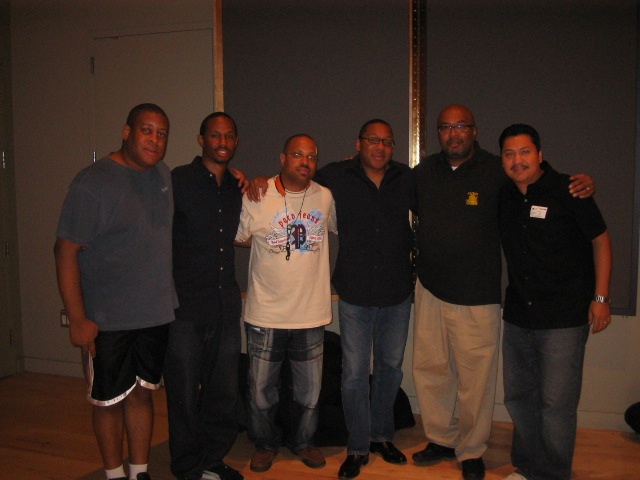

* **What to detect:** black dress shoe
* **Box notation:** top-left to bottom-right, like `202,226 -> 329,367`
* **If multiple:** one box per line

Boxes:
412,442 -> 456,465
203,463 -> 244,480
461,457 -> 485,480
369,441 -> 407,465
338,454 -> 369,479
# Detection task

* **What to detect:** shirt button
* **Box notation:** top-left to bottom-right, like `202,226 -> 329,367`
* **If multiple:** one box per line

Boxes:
220,248 -> 224,252
527,301 -> 532,306
218,209 -> 222,213
220,266 -> 224,270
219,228 -> 223,232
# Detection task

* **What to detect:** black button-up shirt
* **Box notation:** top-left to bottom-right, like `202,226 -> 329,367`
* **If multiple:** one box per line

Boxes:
172,156 -> 243,312
415,144 -> 505,305
499,161 -> 606,329
315,156 -> 416,307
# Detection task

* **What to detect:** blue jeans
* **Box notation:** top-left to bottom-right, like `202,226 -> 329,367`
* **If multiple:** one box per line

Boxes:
245,324 -> 324,452
339,296 -> 412,455
502,322 -> 589,480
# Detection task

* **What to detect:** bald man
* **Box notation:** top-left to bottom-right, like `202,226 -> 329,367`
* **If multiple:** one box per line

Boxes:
411,105 -> 594,480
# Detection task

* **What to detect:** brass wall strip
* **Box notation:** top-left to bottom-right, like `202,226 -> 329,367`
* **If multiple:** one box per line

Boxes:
410,0 -> 426,286
213,0 -> 224,111
410,0 -> 426,168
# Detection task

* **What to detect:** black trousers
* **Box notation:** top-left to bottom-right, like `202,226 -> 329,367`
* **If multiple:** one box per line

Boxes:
164,301 -> 241,480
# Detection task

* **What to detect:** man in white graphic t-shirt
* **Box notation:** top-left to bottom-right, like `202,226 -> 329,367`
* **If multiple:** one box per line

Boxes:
235,134 -> 336,474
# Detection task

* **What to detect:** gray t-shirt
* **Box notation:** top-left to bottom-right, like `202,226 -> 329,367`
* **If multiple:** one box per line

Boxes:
56,156 -> 177,331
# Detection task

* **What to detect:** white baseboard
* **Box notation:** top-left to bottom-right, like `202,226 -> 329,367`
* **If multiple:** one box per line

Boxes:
409,396 -> 633,433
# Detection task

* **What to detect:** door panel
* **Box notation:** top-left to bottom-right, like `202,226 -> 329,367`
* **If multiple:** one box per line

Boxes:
93,28 -> 214,169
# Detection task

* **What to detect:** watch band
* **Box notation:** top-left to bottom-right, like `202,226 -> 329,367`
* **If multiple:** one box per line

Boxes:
593,295 -> 611,304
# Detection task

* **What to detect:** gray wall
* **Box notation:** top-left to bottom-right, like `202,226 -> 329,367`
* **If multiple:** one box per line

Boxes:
10,0 -> 213,374
223,0 -> 409,292
426,0 -> 637,314
8,0 -> 640,432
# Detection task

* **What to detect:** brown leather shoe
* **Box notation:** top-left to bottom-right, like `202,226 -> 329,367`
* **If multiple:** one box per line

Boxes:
250,448 -> 275,472
295,445 -> 326,469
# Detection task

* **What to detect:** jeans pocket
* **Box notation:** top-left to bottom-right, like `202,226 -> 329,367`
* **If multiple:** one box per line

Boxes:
246,324 -> 268,357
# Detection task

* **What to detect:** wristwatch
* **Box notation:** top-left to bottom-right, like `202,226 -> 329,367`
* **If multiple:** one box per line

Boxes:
593,295 -> 611,304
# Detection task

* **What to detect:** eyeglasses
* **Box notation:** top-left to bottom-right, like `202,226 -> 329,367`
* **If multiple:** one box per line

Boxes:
285,152 -> 318,162
359,136 -> 395,147
437,124 -> 475,133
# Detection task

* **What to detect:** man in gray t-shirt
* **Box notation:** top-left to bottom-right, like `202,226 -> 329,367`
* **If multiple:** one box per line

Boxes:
54,103 -> 177,480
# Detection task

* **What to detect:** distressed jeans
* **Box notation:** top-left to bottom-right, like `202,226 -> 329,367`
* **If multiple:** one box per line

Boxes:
503,321 -> 589,480
245,324 -> 324,452
339,296 -> 412,455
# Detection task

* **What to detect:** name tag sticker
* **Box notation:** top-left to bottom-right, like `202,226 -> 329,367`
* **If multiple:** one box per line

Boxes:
530,205 -> 548,219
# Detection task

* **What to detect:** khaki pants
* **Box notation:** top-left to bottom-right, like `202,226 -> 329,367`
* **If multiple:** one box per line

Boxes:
412,279 -> 501,461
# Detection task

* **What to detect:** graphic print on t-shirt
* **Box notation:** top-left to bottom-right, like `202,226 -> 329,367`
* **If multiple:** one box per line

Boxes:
266,207 -> 325,255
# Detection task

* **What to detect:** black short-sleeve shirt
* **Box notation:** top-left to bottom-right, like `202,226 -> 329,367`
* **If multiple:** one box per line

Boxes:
415,144 -> 505,306
499,161 -> 607,329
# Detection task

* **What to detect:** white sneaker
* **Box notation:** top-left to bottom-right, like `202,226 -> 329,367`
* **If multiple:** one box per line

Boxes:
503,473 -> 528,480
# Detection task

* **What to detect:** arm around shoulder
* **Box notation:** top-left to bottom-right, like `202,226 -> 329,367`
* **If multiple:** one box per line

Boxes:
234,238 -> 252,248
569,173 -> 595,198
246,175 -> 270,202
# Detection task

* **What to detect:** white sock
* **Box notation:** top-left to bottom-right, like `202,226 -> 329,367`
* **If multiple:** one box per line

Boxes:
105,465 -> 126,479
128,463 -> 148,480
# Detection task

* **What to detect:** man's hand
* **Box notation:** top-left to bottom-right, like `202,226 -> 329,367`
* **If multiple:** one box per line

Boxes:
69,316 -> 99,357
229,167 -> 250,193
569,174 -> 594,198
589,301 -> 611,334
247,176 -> 270,203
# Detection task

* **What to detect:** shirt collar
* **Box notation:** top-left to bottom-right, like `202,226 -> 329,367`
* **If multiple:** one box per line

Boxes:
348,154 -> 402,177
191,156 -> 237,188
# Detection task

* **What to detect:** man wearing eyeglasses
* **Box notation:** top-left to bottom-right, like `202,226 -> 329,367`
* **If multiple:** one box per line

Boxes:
246,120 -> 415,480
411,105 -> 594,480
317,120 -> 415,480
235,134 -> 336,474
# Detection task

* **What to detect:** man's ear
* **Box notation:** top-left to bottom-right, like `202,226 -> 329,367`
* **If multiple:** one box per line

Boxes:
122,124 -> 131,141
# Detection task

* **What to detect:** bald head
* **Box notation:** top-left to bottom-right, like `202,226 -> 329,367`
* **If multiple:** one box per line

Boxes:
437,104 -> 478,166
438,104 -> 475,125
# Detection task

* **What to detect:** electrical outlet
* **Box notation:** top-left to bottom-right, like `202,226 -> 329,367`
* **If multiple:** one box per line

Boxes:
60,310 -> 69,327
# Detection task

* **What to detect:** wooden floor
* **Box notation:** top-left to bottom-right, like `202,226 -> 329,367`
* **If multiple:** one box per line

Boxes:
1,373 -> 639,480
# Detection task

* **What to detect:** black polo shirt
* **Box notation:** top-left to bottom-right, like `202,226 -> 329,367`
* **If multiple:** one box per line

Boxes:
499,161 -> 606,329
415,144 -> 505,306
315,156 -> 416,307
172,156 -> 243,312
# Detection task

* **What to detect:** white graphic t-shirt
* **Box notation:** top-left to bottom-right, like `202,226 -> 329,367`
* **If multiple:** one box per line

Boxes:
236,177 -> 336,329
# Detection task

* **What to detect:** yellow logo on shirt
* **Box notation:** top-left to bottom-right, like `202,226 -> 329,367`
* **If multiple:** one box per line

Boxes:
466,192 -> 479,205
